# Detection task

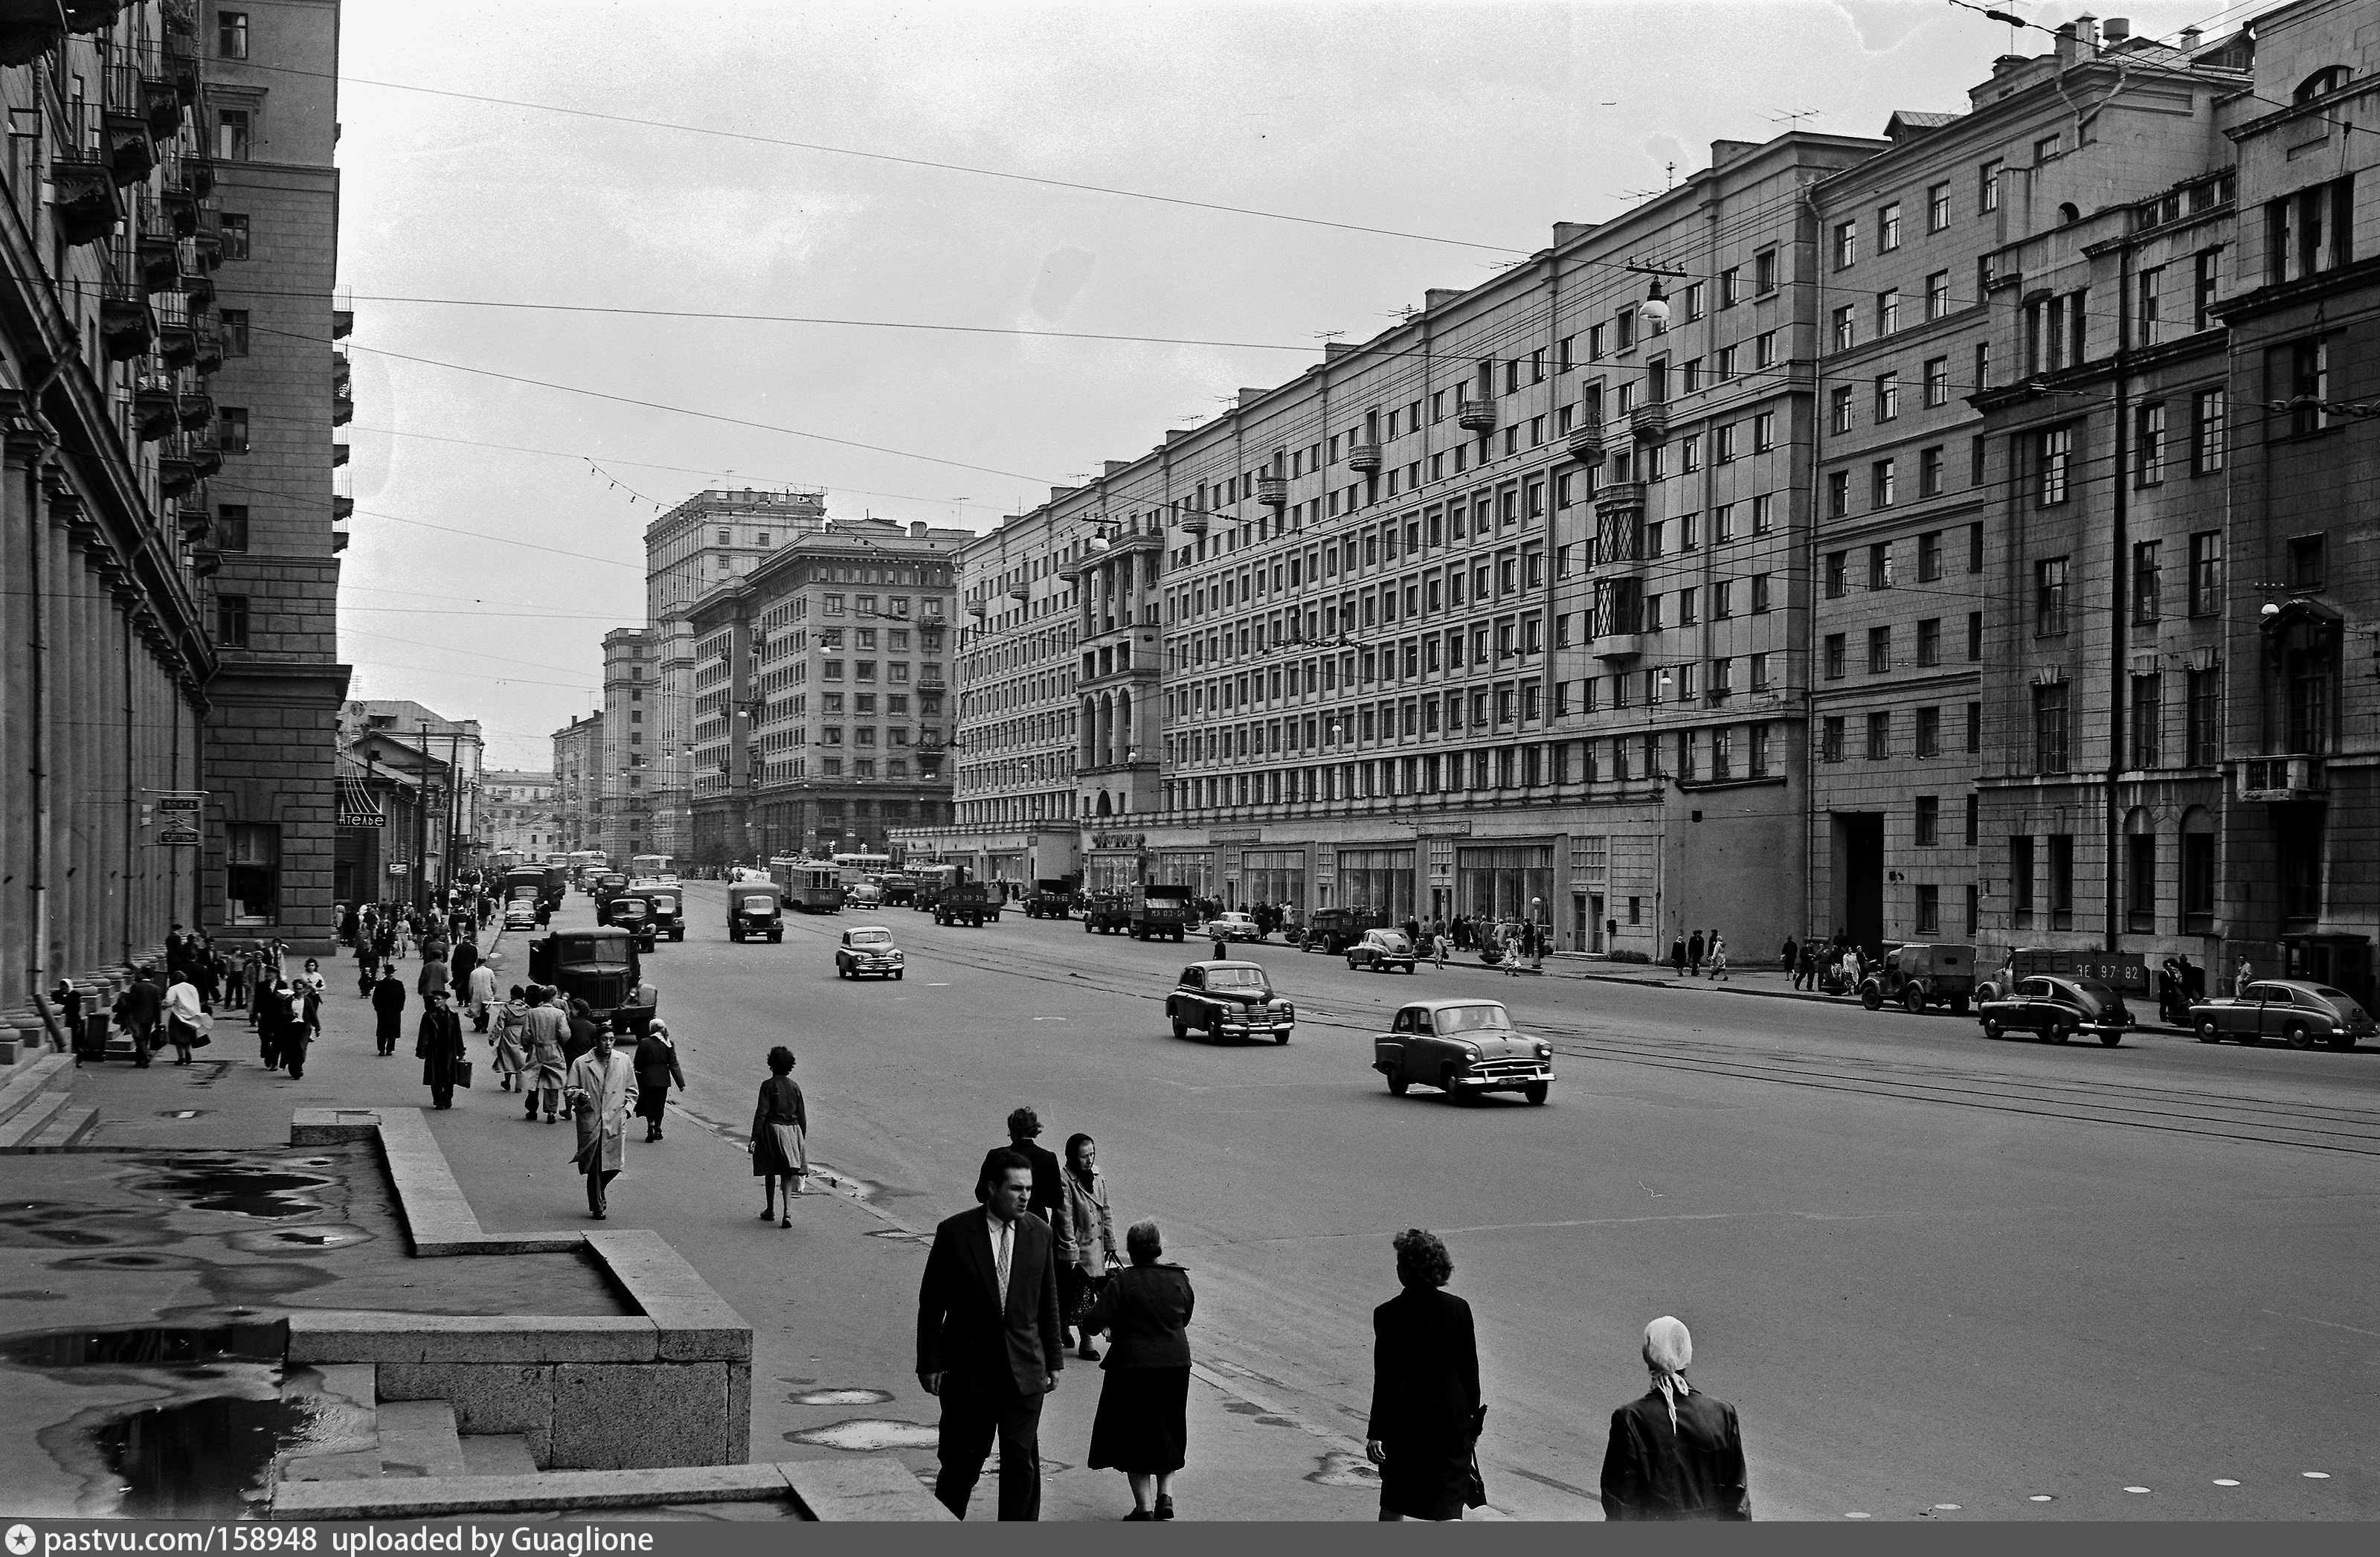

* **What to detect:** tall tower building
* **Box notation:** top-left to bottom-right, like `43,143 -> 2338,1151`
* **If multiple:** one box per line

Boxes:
643,487 -> 826,861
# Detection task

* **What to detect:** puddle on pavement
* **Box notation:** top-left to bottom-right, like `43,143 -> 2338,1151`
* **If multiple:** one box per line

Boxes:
93,1390 -> 302,1517
0,1202 -> 169,1250
150,1157 -> 335,1220
224,1224 -> 371,1255
788,1387 -> 892,1406
785,1419 -> 939,1451
5,1323 -> 297,1518
1308,1451 -> 1380,1489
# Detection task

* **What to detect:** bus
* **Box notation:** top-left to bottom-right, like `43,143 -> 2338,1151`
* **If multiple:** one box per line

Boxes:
628,853 -> 676,882
830,851 -> 892,887
769,856 -> 846,914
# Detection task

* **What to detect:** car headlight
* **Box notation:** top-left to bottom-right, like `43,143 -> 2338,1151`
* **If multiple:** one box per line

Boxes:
1534,1042 -> 1551,1059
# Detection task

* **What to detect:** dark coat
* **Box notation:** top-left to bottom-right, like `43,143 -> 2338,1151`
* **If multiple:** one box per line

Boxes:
915,1207 -> 1064,1395
450,939 -> 480,987
633,1033 -> 686,1122
1366,1286 -> 1481,1446
1006,1136 -> 1066,1225
115,980 -> 162,1029
563,1015 -> 601,1066
1082,1263 -> 1194,1370
371,977 -> 407,1042
416,1006 -> 466,1088
1599,1386 -> 1751,1521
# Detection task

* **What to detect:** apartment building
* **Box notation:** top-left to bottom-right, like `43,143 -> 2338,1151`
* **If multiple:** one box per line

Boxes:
550,713 -> 601,855
898,131 -> 1882,953
2208,0 -> 2379,995
680,518 -> 965,866
477,769 -> 558,859
643,487 -> 828,861
1810,19 -> 2248,953
595,627 -> 652,861
333,700 -> 483,902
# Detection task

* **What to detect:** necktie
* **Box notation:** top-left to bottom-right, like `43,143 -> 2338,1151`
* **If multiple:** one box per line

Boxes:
995,1221 -> 1012,1307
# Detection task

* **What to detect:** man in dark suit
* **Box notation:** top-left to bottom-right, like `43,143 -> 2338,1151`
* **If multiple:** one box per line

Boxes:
916,1148 -> 1064,1521
1002,1106 -> 1067,1230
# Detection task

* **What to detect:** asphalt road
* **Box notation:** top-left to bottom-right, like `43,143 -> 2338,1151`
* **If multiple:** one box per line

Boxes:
457,882 -> 2379,1521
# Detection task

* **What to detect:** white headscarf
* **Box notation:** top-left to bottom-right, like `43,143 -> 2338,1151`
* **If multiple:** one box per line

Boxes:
1642,1315 -> 1693,1430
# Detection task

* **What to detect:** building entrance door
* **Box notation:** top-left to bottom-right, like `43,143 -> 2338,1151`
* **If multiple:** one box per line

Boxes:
1835,812 -> 1885,954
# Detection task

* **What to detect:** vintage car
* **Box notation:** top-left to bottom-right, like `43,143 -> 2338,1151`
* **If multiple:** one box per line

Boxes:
1374,999 -> 1551,1103
2190,980 -> 2374,1050
1301,906 -> 1387,954
1977,975 -> 2133,1046
1203,911 -> 1265,943
1859,943 -> 1975,1015
502,900 -> 538,931
527,926 -> 655,1034
727,882 -> 784,943
1346,928 -> 1418,974
846,879 -> 886,909
643,885 -> 685,943
1165,961 -> 1295,1044
834,925 -> 906,980
602,894 -> 659,952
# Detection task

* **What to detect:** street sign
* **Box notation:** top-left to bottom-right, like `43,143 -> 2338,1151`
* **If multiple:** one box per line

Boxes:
338,809 -> 385,829
388,863 -> 410,875
157,794 -> 202,815
157,826 -> 201,847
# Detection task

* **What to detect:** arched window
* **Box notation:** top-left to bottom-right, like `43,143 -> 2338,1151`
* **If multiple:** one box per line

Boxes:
2295,65 -> 2352,103
2057,202 -> 2081,226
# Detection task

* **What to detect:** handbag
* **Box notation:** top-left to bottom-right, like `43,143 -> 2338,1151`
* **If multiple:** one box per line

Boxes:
1464,1405 -> 1488,1509
457,1059 -> 474,1089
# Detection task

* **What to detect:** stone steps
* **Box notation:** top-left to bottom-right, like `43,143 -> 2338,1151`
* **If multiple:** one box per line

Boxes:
0,1052 -> 72,1125
0,1053 -> 91,1155
22,1104 -> 98,1153
377,1399 -> 467,1479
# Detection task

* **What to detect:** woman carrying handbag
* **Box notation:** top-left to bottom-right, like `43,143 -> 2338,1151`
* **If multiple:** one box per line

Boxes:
1060,1133 -> 1119,1359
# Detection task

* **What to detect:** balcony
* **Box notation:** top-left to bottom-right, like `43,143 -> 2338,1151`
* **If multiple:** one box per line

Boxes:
1008,585 -> 1029,603
134,383 -> 178,442
182,268 -> 214,308
331,391 -> 354,426
177,391 -> 212,431
2239,756 -> 2325,802
51,159 -> 120,246
1566,418 -> 1606,466
99,292 -> 155,362
333,441 -> 350,467
138,235 -> 180,294
193,320 -> 225,376
189,435 -> 222,480
176,504 -> 210,542
332,527 -> 350,554
159,183 -> 196,239
1630,402 -> 1670,444
190,547 -> 220,578
156,456 -> 196,498
155,321 -> 196,370
0,4 -> 65,65
103,110 -> 155,188
332,309 -> 354,340
1055,561 -> 1081,584
141,76 -> 182,139
1592,480 -> 1647,521
64,2 -> 130,34
1346,440 -> 1381,473
1256,474 -> 1287,508
1456,397 -> 1497,432
1178,511 -> 1209,537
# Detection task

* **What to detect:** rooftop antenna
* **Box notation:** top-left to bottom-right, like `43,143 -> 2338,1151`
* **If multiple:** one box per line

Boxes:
1766,108 -> 1822,129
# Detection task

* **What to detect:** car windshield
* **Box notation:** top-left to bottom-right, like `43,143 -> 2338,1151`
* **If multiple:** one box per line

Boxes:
851,931 -> 892,946
739,896 -> 774,914
652,896 -> 678,911
566,940 -> 631,966
1206,967 -> 1267,989
1436,1004 -> 1512,1033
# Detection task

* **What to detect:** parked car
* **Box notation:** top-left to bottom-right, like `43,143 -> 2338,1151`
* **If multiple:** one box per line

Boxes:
1301,907 -> 1386,954
1373,999 -> 1552,1103
727,882 -> 784,943
1203,911 -> 1265,943
834,925 -> 906,980
2189,980 -> 2373,1050
1165,961 -> 1296,1044
1859,943 -> 1975,1015
1346,928 -> 1418,974
1977,975 -> 2132,1046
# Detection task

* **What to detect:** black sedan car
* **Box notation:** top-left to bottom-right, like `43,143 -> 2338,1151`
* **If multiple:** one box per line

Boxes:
1977,975 -> 2132,1046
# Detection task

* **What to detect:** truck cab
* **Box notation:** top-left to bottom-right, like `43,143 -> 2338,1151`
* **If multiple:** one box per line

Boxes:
529,927 -> 655,1034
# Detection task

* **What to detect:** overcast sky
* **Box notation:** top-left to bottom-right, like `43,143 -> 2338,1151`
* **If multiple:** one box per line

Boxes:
334,0 -> 2238,767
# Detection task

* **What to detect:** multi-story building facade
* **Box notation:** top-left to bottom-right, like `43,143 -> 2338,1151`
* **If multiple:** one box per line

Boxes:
0,1 -> 345,1039
478,769 -> 558,859
907,132 -> 1882,953
2207,0 -> 2378,995
643,487 -> 826,861
1811,19 -> 2248,954
550,713 -> 600,855
198,0 -> 349,951
681,518 -> 965,866
595,627 -> 652,861
334,700 -> 482,892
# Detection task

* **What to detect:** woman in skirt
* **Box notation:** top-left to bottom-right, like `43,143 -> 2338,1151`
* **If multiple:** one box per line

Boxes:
1082,1220 -> 1194,1521
749,1044 -> 808,1228
489,985 -> 529,1092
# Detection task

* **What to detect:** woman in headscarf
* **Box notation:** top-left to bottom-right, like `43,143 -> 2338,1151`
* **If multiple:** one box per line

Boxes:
1598,1316 -> 1751,1521
632,1019 -> 687,1143
748,1044 -> 807,1227
1083,1219 -> 1194,1521
1364,1229 -> 1482,1521
1058,1133 -> 1119,1360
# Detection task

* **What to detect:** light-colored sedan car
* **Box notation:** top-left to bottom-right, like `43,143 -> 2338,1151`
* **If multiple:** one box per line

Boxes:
1203,912 -> 1265,943
2190,980 -> 2373,1050
503,900 -> 538,930
1374,998 -> 1552,1103
834,925 -> 905,980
